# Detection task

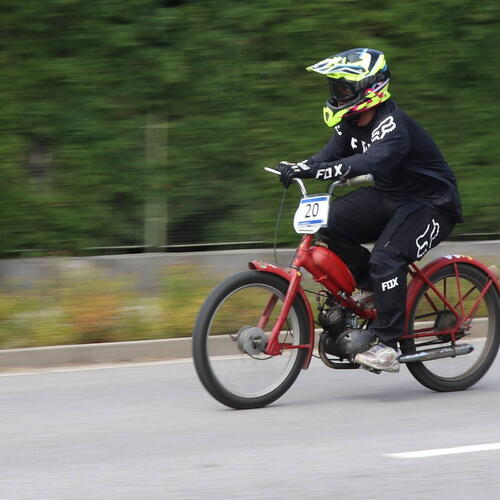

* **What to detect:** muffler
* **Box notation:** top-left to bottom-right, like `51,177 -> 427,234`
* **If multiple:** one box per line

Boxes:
399,344 -> 474,364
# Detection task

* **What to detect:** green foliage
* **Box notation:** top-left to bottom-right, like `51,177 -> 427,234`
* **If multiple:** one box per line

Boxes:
0,0 -> 499,253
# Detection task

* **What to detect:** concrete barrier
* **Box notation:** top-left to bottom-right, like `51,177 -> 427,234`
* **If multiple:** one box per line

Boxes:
1,240 -> 499,293
0,337 -> 192,371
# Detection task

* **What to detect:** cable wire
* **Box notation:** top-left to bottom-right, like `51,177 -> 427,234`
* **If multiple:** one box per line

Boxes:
273,189 -> 288,267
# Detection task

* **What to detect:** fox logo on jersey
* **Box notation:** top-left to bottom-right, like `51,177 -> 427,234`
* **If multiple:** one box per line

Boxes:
371,116 -> 396,142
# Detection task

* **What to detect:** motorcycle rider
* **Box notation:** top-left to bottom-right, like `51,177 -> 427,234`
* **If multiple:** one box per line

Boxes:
276,48 -> 462,373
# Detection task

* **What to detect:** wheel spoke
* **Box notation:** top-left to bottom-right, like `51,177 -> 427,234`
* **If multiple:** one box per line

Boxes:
257,294 -> 278,330
192,271 -> 309,409
415,311 -> 439,321
403,263 -> 499,390
422,291 -> 440,313
453,285 -> 476,310
465,279 -> 493,323
453,263 -> 465,318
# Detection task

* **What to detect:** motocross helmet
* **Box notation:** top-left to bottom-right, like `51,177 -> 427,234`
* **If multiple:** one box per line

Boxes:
306,48 -> 391,127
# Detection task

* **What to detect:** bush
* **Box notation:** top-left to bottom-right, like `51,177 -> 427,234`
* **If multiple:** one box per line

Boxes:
0,1 -> 498,255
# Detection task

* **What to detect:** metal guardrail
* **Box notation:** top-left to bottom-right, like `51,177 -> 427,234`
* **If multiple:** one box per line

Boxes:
4,233 -> 500,257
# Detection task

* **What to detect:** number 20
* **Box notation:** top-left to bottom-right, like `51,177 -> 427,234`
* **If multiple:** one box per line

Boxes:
305,203 -> 319,218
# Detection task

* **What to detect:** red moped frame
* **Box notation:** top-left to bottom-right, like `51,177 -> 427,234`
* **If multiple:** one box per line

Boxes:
250,235 -> 500,369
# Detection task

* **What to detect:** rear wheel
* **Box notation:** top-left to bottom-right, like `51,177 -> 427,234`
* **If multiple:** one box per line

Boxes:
402,263 -> 500,391
192,271 -> 310,409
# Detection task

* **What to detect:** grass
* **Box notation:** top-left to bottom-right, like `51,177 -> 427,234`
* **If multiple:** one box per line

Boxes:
0,254 -> 498,349
0,265 -> 216,349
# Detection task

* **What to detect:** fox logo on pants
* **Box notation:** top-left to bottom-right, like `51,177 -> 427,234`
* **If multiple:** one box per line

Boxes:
416,219 -> 440,259
381,277 -> 399,291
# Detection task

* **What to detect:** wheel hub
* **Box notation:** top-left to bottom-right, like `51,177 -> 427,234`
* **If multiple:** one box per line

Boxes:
235,326 -> 268,355
435,310 -> 457,331
434,310 -> 467,342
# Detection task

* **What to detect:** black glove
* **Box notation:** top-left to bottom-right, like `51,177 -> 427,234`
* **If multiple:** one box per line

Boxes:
275,161 -> 314,188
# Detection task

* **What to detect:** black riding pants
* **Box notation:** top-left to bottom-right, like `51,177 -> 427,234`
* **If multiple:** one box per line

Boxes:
318,187 -> 455,348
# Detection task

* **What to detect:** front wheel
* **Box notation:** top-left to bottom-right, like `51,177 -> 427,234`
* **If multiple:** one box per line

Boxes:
192,271 -> 310,409
402,263 -> 500,391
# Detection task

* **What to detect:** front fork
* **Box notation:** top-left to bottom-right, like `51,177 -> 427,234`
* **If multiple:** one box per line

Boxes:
263,268 -> 308,356
248,235 -> 316,366
262,235 -> 316,358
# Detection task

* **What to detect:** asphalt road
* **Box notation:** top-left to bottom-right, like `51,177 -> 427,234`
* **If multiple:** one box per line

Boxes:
2,355 -> 500,500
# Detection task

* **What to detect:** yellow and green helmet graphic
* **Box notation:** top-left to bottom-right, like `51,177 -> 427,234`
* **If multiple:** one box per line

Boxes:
307,48 -> 391,127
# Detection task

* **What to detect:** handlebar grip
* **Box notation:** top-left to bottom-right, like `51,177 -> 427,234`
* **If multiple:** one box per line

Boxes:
264,167 -> 280,175
345,174 -> 374,187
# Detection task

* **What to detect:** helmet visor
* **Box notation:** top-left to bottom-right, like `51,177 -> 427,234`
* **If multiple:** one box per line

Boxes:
328,79 -> 359,105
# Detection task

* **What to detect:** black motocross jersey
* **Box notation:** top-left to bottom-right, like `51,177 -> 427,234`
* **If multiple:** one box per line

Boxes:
307,100 -> 463,222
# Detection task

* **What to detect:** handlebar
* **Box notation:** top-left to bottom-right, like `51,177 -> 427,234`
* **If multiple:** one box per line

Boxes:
264,167 -> 373,196
264,167 -> 308,196
345,174 -> 374,186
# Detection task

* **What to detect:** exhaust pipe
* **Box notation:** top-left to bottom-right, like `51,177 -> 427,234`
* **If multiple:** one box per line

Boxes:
400,344 -> 474,364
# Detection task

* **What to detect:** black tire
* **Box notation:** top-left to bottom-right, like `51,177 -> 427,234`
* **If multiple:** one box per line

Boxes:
192,271 -> 310,409
401,263 -> 500,392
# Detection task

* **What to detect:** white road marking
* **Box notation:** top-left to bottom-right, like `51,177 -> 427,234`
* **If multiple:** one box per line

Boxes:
386,442 -> 500,459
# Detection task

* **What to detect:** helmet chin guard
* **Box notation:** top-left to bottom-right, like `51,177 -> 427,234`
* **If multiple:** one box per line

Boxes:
322,82 -> 391,127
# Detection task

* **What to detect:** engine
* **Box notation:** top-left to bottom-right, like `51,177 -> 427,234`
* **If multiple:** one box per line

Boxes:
318,302 -> 375,366
318,302 -> 347,337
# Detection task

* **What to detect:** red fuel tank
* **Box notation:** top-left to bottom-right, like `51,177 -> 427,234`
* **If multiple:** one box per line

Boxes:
309,245 -> 356,295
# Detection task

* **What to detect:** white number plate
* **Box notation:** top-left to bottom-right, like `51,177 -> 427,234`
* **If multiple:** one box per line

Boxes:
293,194 -> 331,234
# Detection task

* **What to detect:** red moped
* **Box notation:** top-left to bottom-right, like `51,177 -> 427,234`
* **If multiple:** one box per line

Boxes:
193,171 -> 500,409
